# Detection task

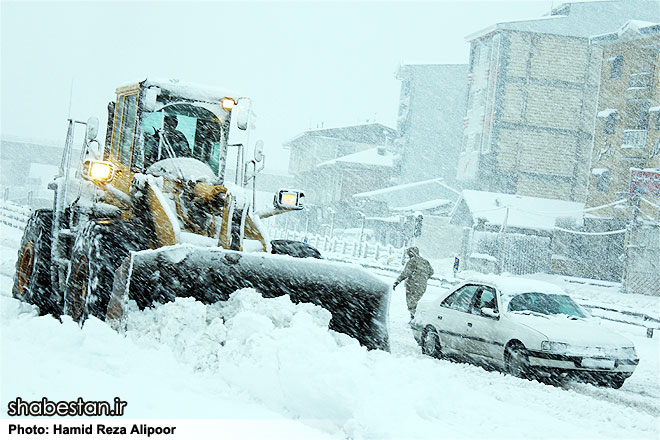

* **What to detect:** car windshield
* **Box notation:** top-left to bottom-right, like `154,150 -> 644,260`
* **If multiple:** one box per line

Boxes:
507,292 -> 588,318
143,103 -> 225,175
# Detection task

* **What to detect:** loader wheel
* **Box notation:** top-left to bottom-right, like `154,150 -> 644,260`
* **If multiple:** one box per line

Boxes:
12,209 -> 60,316
65,221 -> 141,324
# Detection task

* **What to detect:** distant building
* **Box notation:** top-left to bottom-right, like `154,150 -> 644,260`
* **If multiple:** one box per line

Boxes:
285,123 -> 396,204
0,139 -> 77,207
395,64 -> 468,186
586,20 -> 660,295
587,21 -> 660,222
457,0 -> 659,202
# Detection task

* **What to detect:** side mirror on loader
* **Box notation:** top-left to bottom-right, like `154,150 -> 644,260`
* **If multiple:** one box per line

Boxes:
236,98 -> 251,131
86,117 -> 99,142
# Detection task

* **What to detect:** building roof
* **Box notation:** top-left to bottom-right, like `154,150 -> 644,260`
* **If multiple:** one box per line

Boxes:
317,147 -> 394,168
455,190 -> 585,231
391,199 -> 453,213
592,19 -> 660,42
466,0 -> 660,41
284,123 -> 396,147
353,177 -> 461,199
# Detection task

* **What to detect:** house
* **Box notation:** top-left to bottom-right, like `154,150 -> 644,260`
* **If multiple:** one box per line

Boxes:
457,0 -> 659,202
395,64 -> 468,186
285,123 -> 396,205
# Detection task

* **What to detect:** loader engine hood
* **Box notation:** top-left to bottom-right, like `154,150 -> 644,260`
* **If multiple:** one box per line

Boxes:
147,158 -> 220,184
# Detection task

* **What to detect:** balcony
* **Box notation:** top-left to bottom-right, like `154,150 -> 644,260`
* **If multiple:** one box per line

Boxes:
621,129 -> 647,149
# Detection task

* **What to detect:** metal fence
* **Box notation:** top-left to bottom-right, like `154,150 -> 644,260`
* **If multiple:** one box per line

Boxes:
0,200 -> 30,230
467,230 -> 552,275
625,225 -> 660,296
269,228 -> 407,267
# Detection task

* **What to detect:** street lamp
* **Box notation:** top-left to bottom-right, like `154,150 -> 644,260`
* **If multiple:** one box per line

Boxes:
357,210 -> 367,246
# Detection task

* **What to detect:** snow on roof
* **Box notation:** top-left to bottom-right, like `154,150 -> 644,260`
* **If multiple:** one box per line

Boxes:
467,1 -> 660,40
284,123 -> 396,146
391,199 -> 453,212
597,108 -> 618,117
317,147 -> 394,168
592,19 -> 660,41
460,190 -> 585,231
117,78 -> 242,103
353,177 -> 460,198
649,106 -> 660,113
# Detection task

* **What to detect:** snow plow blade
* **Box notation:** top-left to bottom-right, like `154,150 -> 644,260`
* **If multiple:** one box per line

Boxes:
107,246 -> 390,351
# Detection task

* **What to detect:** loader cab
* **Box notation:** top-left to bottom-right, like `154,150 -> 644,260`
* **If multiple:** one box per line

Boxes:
103,80 -> 236,194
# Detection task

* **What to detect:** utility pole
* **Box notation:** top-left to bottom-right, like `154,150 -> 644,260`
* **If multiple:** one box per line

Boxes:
498,206 -> 510,274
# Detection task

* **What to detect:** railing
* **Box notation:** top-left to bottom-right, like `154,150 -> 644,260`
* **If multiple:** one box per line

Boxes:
629,72 -> 653,88
621,129 -> 647,148
270,228 -> 406,266
0,200 -> 30,230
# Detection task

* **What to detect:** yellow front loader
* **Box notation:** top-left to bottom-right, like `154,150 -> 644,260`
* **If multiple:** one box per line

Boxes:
12,79 -> 389,350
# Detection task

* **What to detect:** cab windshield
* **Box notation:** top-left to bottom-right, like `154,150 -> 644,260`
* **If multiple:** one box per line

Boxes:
143,103 -> 225,175
507,292 -> 588,318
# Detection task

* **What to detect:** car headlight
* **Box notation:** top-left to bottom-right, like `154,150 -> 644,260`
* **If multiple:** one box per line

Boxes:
620,347 -> 637,358
541,341 -> 568,354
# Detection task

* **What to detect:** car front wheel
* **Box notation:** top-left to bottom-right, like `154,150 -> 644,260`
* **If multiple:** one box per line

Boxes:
505,343 -> 530,379
421,327 -> 442,359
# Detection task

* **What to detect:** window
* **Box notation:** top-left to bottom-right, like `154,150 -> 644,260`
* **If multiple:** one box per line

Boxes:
441,285 -> 479,313
508,292 -> 587,318
604,113 -> 616,135
593,168 -> 610,192
471,287 -> 498,314
119,94 -> 138,166
609,56 -> 623,79
110,96 -> 125,157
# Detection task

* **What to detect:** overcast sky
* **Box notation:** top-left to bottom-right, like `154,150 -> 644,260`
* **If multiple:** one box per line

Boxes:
1,0 -> 559,173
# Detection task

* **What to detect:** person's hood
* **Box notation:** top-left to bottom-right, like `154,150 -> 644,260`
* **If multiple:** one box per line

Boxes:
407,247 -> 419,257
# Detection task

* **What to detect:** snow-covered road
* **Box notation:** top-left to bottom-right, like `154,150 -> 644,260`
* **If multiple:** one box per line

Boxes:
1,223 -> 658,439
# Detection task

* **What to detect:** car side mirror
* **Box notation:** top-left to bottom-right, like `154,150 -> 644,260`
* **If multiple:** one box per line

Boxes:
481,307 -> 499,319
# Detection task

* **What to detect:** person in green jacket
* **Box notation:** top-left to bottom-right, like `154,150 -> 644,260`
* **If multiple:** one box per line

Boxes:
393,247 -> 434,319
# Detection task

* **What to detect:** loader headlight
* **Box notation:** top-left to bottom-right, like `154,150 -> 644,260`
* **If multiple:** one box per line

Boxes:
222,97 -> 236,110
274,189 -> 305,210
82,160 -> 115,182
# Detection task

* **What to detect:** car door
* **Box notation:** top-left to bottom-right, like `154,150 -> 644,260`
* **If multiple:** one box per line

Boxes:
436,284 -> 480,356
464,286 -> 506,365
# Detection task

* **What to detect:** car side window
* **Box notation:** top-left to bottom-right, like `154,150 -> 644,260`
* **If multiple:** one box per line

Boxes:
471,287 -> 498,315
441,285 -> 479,313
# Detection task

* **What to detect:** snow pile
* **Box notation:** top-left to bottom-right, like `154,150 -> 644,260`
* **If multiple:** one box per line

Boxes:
117,289 -> 658,439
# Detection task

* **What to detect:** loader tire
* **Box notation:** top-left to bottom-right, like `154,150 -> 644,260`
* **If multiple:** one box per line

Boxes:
65,221 -> 141,324
12,209 -> 59,316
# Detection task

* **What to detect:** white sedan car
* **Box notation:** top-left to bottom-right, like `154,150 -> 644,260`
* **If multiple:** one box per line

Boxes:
412,276 -> 638,388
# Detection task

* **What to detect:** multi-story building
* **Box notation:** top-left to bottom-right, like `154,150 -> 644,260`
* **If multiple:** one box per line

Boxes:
586,20 -> 660,295
587,21 -> 660,221
395,64 -> 468,185
457,0 -> 659,202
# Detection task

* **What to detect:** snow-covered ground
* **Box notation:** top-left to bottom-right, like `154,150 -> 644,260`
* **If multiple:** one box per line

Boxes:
1,222 -> 659,439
